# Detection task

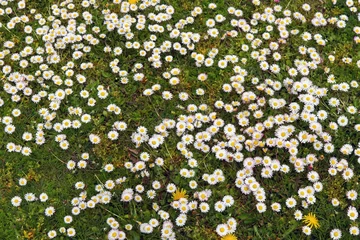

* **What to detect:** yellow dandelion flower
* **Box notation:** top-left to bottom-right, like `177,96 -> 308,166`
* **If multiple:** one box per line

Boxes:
302,212 -> 320,229
128,0 -> 138,4
221,234 -> 237,240
172,189 -> 188,201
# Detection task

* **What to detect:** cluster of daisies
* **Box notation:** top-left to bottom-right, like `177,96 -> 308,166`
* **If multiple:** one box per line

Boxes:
2,0 -> 360,239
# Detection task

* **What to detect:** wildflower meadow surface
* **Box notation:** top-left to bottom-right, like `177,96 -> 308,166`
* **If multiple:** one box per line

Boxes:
1,0 -> 360,239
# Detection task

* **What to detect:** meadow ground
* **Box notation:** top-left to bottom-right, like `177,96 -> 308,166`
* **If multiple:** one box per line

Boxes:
1,0 -> 360,239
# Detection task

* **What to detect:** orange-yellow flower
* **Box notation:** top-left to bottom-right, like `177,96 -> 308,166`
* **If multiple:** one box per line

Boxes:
172,189 -> 188,201
221,234 -> 237,240
302,212 -> 320,229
